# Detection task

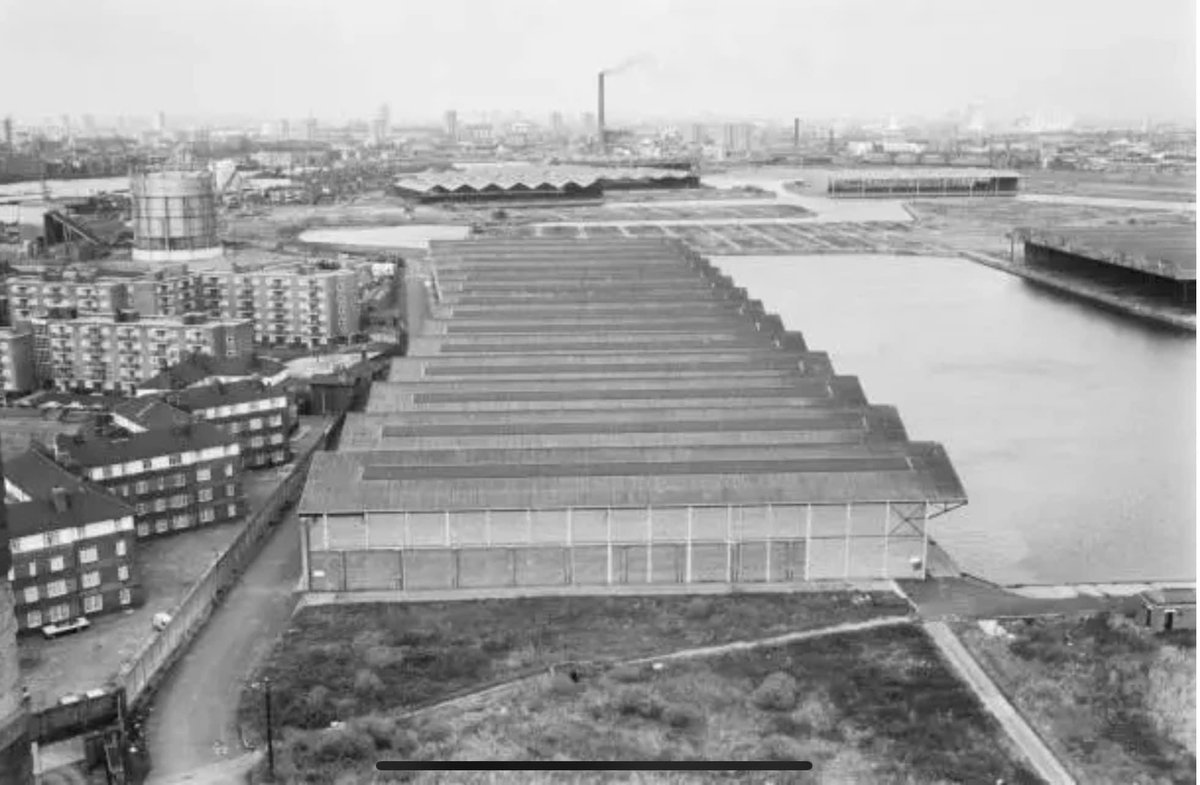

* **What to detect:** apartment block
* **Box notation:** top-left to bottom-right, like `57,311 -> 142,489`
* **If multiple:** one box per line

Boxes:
0,329 -> 35,394
195,262 -> 362,347
166,381 -> 295,468
31,313 -> 253,395
53,421 -> 245,539
4,448 -> 141,633
6,272 -> 130,326
126,265 -> 197,317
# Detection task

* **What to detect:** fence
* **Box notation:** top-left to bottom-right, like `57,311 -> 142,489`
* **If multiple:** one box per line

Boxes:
114,417 -> 340,711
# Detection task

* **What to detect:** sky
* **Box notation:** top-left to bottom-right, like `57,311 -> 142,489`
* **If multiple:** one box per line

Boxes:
0,0 -> 1195,126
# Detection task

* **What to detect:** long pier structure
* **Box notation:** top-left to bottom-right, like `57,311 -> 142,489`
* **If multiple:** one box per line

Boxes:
298,238 -> 967,594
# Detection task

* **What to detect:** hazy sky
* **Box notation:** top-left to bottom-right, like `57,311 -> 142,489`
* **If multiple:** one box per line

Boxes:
1,0 -> 1195,125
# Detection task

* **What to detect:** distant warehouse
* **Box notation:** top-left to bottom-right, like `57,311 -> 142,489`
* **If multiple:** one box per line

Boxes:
390,166 -> 698,204
827,168 -> 1021,199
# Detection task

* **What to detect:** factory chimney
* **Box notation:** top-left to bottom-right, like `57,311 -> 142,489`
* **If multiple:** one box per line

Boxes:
597,72 -> 606,152
793,118 -> 800,148
2,117 -> 11,153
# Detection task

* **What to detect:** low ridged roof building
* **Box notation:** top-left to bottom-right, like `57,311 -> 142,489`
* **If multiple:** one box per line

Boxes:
299,238 -> 966,594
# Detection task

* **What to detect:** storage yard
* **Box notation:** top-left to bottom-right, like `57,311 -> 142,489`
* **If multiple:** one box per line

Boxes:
298,238 -> 967,595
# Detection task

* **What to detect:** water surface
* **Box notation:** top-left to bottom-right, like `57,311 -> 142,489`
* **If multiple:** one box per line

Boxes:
717,253 -> 1196,585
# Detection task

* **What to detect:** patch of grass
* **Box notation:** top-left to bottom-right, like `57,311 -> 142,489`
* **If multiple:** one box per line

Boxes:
958,612 -> 1197,785
260,622 -> 1041,784
239,591 -> 910,743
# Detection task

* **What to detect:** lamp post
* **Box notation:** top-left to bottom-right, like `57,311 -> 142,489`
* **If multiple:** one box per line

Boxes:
261,677 -> 275,780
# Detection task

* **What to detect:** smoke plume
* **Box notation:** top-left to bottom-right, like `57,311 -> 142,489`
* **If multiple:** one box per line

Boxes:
602,53 -> 655,76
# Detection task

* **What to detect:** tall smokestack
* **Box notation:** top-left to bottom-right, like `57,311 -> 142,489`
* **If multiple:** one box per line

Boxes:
597,72 -> 606,152
793,118 -> 800,148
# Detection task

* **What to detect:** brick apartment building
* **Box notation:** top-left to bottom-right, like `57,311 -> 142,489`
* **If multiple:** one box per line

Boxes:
4,447 -> 141,633
165,381 -> 296,468
0,328 -> 35,395
53,420 -> 246,539
116,380 -> 295,468
31,312 -> 253,395
135,353 -> 288,397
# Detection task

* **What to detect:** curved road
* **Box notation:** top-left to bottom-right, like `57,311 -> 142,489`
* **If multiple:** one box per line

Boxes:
142,512 -> 303,783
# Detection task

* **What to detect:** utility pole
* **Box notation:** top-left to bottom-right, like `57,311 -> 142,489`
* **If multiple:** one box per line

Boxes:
263,677 -> 275,780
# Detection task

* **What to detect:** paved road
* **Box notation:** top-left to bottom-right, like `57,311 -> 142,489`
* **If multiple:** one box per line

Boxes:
142,513 -> 303,782
923,621 -> 1076,785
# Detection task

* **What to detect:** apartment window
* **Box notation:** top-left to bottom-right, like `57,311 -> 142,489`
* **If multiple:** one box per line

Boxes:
26,610 -> 42,629
170,494 -> 189,509
249,418 -> 263,431
269,434 -> 285,446
269,415 -> 284,427
227,504 -> 237,518
250,436 -> 265,449
83,594 -> 103,614
200,508 -> 216,523
153,499 -> 167,513
173,514 -> 191,530
169,454 -> 182,467
136,503 -> 149,515
196,468 -> 212,483
119,589 -> 132,606
27,561 -> 36,578
48,603 -> 71,623
118,565 -> 130,581
135,481 -> 150,494
154,519 -> 169,534
142,460 -> 152,471
22,586 -> 38,604
198,488 -> 213,503
225,464 -> 234,478
115,540 -> 127,557
137,522 -> 150,538
79,546 -> 98,564
226,483 -> 237,497
173,473 -> 186,488
46,579 -> 67,598
49,556 -> 65,572
81,571 -> 100,589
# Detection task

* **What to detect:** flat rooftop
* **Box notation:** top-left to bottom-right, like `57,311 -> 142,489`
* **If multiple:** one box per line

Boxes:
300,238 -> 966,516
1024,226 -> 1197,282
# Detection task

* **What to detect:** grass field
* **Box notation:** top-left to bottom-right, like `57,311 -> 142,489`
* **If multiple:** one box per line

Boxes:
238,592 -> 911,744
250,623 -> 1042,785
957,613 -> 1196,785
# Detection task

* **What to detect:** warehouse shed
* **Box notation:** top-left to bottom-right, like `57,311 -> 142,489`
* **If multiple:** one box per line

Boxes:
298,238 -> 967,595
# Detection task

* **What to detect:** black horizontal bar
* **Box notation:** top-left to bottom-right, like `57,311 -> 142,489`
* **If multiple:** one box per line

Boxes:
375,761 -> 813,772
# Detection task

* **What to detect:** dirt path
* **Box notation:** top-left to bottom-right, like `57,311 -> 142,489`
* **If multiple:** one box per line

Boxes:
400,615 -> 912,722
923,621 -> 1076,785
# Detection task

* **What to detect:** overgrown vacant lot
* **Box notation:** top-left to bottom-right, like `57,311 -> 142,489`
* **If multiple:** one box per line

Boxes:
240,592 -> 910,741
958,613 -> 1196,785
252,623 -> 1041,785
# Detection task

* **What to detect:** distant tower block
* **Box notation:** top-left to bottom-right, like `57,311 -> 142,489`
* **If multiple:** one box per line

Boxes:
130,170 -> 222,263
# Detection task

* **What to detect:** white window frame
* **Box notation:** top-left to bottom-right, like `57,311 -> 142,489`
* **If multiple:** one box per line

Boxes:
26,610 -> 43,628
48,603 -> 71,623
46,580 -> 67,598
22,586 -> 38,604
117,565 -> 130,581
83,594 -> 103,614
81,571 -> 100,589
79,546 -> 98,564
49,556 -> 65,572
115,540 -> 127,557
119,588 -> 132,606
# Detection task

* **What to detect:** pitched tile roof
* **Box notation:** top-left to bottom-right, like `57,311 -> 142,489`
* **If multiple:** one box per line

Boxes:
55,421 -> 235,468
7,489 -> 134,538
139,354 -> 287,391
111,398 -> 193,430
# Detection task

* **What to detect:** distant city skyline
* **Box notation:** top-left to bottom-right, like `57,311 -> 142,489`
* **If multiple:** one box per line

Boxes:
1,0 -> 1195,126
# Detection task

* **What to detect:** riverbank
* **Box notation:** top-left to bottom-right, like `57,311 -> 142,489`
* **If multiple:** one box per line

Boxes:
958,250 -> 1195,333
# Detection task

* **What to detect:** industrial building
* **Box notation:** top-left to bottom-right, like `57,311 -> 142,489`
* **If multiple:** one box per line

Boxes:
826,168 -> 1021,198
130,169 -> 222,262
298,238 -> 966,595
4,447 -> 141,633
30,312 -> 253,395
390,166 -> 697,204
1020,226 -> 1196,307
